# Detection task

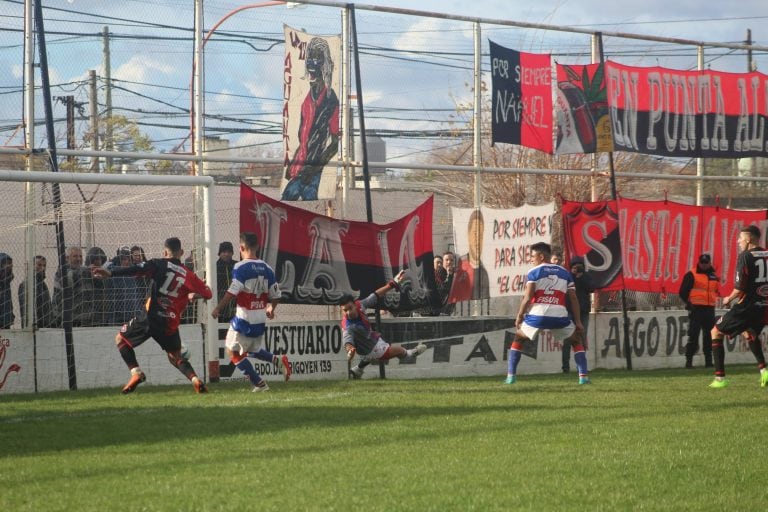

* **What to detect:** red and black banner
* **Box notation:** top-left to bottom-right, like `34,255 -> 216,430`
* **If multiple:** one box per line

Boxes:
240,183 -> 436,310
489,40 -> 552,153
606,61 -> 768,158
555,62 -> 612,154
563,197 -> 768,294
562,199 -> 624,291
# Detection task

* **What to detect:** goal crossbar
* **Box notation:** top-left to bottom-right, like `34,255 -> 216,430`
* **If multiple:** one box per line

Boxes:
0,169 -> 214,187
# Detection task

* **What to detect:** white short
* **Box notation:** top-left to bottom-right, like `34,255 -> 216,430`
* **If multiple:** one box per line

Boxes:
225,329 -> 265,355
360,339 -> 391,362
518,321 -> 575,342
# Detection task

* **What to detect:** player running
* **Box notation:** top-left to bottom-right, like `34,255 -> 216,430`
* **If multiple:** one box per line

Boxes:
93,237 -> 212,394
506,241 -> 590,385
342,271 -> 427,379
709,225 -> 768,388
211,232 -> 290,392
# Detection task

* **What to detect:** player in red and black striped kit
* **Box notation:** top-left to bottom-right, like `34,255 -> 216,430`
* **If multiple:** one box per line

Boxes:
709,225 -> 768,389
93,237 -> 212,394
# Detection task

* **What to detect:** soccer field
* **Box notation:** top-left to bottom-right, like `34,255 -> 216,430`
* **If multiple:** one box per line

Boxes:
1,366 -> 765,511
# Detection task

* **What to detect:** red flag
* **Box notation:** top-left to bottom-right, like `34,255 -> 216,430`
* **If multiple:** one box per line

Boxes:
239,183 -> 436,310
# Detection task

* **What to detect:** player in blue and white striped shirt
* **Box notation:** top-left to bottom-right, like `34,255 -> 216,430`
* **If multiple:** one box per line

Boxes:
505,242 -> 590,385
211,232 -> 290,391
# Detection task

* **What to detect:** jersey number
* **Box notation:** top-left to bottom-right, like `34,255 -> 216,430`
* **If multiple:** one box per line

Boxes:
159,271 -> 185,297
755,259 -> 768,284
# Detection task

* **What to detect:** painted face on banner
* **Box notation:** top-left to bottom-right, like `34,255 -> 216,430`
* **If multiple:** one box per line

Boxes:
306,46 -> 325,85
468,216 -> 484,264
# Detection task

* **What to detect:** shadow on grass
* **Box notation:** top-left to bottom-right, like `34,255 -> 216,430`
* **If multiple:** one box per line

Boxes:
0,399 -> 550,458
2,364 -> 763,459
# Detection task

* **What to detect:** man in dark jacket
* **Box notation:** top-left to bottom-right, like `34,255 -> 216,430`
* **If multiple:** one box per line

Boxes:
562,256 -> 595,373
216,241 -> 237,322
18,255 -> 56,328
679,253 -> 719,368
0,253 -> 14,328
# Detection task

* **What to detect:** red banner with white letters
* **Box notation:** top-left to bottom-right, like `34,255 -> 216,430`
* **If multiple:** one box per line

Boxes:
239,183 -> 435,310
606,60 -> 768,158
562,198 -> 768,294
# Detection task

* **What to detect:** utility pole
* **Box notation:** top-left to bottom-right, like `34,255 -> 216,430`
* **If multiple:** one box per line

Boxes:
89,70 -> 99,173
65,95 -> 75,166
746,29 -> 758,177
103,26 -> 113,172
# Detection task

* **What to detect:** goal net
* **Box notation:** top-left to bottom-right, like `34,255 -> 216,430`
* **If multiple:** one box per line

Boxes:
0,170 -> 215,392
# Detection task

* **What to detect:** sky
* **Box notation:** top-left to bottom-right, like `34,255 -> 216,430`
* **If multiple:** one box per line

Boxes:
1,0 -> 767,162
369,0 -> 768,48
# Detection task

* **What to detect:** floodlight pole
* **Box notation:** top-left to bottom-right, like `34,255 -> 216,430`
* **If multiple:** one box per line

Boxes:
696,45 -> 704,206
23,0 -> 35,337
472,21 -> 485,316
597,32 -> 632,371
192,1 -> 286,381
340,6 -> 352,218
33,0 -> 77,389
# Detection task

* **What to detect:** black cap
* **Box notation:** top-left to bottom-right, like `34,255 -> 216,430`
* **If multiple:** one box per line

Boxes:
698,254 -> 711,264
218,241 -> 234,255
570,256 -> 585,266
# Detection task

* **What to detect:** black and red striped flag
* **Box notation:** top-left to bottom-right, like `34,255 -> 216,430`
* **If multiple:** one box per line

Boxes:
489,40 -> 553,153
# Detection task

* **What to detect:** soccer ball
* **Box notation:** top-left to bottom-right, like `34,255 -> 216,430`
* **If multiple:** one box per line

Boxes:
180,343 -> 191,360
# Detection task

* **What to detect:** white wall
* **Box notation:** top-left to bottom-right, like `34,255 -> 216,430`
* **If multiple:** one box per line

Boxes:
1,310 -> 762,394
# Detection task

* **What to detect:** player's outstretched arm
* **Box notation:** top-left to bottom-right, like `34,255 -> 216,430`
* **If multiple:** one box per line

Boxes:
211,291 -> 234,318
374,270 -> 408,297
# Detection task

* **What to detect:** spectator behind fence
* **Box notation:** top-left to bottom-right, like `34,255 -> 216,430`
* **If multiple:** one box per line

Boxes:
129,245 -> 151,300
216,241 -> 237,322
561,256 -> 595,373
87,247 -> 109,326
0,253 -> 14,328
105,248 -> 145,325
417,254 -> 449,317
54,246 -> 107,327
18,255 -> 57,328
181,249 -> 197,324
130,245 -> 147,264
439,252 -> 456,315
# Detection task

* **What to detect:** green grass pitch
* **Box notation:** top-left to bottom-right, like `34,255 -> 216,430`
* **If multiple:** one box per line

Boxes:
1,365 -> 766,511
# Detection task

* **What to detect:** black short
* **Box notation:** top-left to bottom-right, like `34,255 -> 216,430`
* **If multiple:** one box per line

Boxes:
118,311 -> 181,353
715,302 -> 766,339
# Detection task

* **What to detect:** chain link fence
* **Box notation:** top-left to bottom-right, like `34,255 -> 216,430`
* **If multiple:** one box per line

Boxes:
1,1 -> 766,326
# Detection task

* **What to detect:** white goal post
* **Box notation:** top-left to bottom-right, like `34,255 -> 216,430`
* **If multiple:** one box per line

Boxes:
0,169 -> 219,389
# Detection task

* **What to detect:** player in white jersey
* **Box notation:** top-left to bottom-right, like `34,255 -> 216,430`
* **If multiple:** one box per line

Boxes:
505,242 -> 590,385
211,232 -> 290,391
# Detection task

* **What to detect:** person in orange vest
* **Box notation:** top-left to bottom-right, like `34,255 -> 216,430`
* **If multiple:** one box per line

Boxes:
678,253 -> 719,368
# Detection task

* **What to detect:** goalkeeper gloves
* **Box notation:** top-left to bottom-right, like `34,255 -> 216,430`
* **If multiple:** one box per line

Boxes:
389,270 -> 407,291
